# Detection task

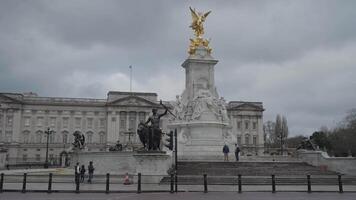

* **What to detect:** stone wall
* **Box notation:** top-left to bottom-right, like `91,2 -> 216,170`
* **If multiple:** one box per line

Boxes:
297,150 -> 356,175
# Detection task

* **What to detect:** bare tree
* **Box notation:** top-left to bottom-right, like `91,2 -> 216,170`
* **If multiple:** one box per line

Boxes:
263,121 -> 275,149
274,114 -> 289,155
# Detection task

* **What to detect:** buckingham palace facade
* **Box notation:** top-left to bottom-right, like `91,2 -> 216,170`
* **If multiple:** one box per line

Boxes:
0,91 -> 264,165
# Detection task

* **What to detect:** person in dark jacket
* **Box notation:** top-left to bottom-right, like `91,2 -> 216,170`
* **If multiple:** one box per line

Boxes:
223,144 -> 230,161
87,161 -> 95,183
235,143 -> 240,161
74,162 -> 80,183
80,165 -> 86,183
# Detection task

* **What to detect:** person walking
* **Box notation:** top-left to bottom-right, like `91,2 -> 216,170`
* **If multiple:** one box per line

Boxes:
87,161 -> 95,183
234,144 -> 240,161
80,165 -> 86,183
74,162 -> 80,183
223,144 -> 230,161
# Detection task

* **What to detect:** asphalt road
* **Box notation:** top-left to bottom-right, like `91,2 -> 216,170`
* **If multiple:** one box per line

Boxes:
0,192 -> 356,200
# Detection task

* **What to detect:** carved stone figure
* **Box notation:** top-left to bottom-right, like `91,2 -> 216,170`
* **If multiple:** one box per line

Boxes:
72,131 -> 85,150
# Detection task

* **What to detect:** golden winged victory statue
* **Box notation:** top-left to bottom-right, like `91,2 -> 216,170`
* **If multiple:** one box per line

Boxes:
188,7 -> 212,55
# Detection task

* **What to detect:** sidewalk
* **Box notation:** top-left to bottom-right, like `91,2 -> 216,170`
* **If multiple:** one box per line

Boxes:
2,182 -> 356,192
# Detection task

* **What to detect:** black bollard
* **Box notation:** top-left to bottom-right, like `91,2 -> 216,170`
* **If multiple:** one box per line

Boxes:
175,172 -> 178,193
238,174 -> 242,193
170,173 -> 174,193
22,173 -> 27,193
338,174 -> 343,193
106,173 -> 110,194
137,173 -> 141,194
0,173 -> 4,193
75,174 -> 80,193
307,174 -> 311,193
271,174 -> 276,193
47,173 -> 53,193
203,174 -> 208,193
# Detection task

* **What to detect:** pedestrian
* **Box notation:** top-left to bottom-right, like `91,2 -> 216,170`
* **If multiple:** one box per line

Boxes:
74,162 -> 80,183
80,164 -> 86,183
87,161 -> 95,183
223,144 -> 230,161
235,143 -> 240,161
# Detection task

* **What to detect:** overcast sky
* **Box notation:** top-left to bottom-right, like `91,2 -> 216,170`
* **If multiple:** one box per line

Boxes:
1,0 -> 355,136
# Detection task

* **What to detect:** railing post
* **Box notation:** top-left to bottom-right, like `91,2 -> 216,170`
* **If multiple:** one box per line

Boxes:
75,174 -> 80,193
307,174 -> 311,193
22,173 -> 27,193
105,173 -> 110,194
203,174 -> 208,193
271,174 -> 276,193
47,173 -> 53,193
170,173 -> 174,193
238,174 -> 242,193
137,173 -> 141,194
338,174 -> 343,193
0,173 -> 4,193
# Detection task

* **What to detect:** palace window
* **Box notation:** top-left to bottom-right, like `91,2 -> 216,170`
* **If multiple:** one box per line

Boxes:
23,131 -> 30,143
49,133 -> 55,143
6,116 -> 13,127
99,118 -> 105,128
62,117 -> 69,128
75,118 -> 81,128
237,121 -> 241,130
245,121 -> 249,130
37,117 -> 43,127
120,112 -> 127,130
99,132 -> 105,144
237,136 -> 242,146
87,118 -> 93,129
253,122 -> 257,130
24,117 -> 31,127
129,112 -> 136,131
36,132 -> 42,143
0,130 -> 2,142
50,117 -> 56,127
86,132 -> 93,144
0,115 -> 2,127
62,132 -> 68,144
245,134 -> 250,145
253,136 -> 257,145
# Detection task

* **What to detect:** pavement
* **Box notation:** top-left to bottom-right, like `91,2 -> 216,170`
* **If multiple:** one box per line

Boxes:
1,192 -> 356,200
2,182 -> 356,192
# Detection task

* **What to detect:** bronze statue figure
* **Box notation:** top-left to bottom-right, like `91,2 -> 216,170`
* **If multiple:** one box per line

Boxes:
137,100 -> 168,151
72,131 -> 85,149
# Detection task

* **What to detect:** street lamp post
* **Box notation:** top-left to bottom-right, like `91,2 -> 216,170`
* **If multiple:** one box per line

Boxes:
44,127 -> 54,168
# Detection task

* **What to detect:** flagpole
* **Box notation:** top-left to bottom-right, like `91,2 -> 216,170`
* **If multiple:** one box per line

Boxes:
129,65 -> 132,93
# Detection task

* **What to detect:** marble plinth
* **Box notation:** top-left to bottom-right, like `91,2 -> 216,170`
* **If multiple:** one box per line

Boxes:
70,151 -> 172,181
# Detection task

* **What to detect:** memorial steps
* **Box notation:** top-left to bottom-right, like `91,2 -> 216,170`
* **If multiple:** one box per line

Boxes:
160,161 -> 353,185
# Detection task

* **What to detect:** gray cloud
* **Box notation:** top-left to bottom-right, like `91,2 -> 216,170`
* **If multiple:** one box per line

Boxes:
0,0 -> 355,135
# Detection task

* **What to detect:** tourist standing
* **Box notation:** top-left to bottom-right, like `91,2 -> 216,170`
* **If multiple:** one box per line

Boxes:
74,162 -> 80,183
235,144 -> 240,161
80,165 -> 86,183
87,161 -> 95,183
223,144 -> 230,161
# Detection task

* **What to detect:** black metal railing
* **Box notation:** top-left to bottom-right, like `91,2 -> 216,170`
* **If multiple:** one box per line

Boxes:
0,172 -> 354,193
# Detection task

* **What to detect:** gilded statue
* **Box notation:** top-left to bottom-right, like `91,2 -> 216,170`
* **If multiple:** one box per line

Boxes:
189,7 -> 211,38
188,7 -> 212,55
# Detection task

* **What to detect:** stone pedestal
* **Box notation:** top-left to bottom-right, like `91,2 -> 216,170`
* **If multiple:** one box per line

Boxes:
168,47 -> 233,160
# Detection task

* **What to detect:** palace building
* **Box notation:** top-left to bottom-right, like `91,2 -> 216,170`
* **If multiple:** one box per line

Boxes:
0,91 -> 264,165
